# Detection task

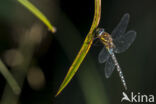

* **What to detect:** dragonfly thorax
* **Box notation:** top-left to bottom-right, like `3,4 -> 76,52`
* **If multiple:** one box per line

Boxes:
96,30 -> 115,50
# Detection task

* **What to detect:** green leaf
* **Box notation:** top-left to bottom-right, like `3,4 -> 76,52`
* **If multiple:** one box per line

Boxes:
0,60 -> 21,95
56,0 -> 101,96
17,0 -> 56,33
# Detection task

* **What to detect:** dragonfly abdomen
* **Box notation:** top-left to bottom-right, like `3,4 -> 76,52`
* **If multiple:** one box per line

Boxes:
110,52 -> 127,90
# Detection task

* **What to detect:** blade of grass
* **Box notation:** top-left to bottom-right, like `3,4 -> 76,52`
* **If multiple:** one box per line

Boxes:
17,0 -> 56,33
56,0 -> 101,96
0,59 -> 21,95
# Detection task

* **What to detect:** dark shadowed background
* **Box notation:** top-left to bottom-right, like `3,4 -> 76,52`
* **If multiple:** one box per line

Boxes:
0,0 -> 155,104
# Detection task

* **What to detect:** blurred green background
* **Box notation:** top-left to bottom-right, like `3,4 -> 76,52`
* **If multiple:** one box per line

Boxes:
0,0 -> 155,104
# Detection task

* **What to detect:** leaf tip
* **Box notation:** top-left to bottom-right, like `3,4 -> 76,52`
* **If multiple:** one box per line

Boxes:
55,88 -> 62,97
50,27 -> 57,33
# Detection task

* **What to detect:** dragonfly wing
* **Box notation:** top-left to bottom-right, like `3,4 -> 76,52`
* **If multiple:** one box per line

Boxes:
105,57 -> 115,78
111,13 -> 130,39
98,46 -> 110,63
114,30 -> 136,53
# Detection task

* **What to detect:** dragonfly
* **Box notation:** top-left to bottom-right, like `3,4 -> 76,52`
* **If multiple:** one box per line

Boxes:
95,13 -> 136,90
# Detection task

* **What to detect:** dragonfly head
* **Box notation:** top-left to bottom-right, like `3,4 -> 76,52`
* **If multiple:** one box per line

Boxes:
95,28 -> 105,37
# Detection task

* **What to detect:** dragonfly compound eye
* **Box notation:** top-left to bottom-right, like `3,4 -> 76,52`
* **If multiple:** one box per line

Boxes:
95,28 -> 105,37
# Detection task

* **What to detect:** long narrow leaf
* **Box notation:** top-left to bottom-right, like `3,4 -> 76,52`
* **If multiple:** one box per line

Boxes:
17,0 -> 56,33
56,0 -> 101,96
0,60 -> 21,95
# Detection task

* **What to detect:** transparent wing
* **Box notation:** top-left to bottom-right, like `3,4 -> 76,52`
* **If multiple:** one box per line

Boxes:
98,46 -> 110,64
105,57 -> 115,78
111,13 -> 130,39
113,30 -> 136,53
